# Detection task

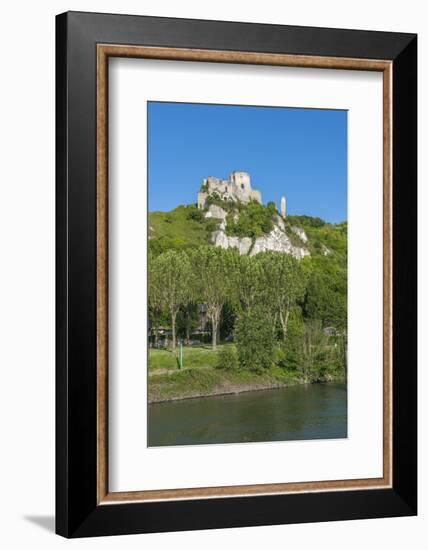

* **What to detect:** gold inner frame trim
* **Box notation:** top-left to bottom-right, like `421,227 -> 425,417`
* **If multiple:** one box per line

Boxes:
96,44 -> 393,505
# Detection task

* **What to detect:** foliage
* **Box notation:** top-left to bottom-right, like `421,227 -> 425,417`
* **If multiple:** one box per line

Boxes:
148,205 -> 218,255
190,246 -> 238,350
302,255 -> 347,329
235,305 -> 275,373
204,219 -> 219,233
148,204 -> 348,383
186,204 -> 204,222
150,249 -> 193,351
148,250 -> 163,345
287,215 -> 326,228
226,200 -> 276,238
215,345 -> 239,371
277,309 -> 346,382
148,359 -> 296,403
177,302 -> 200,343
219,302 -> 236,341
257,252 -> 307,339
235,254 -> 265,313
204,193 -> 237,213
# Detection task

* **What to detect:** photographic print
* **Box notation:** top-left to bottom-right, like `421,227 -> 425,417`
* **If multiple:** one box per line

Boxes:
57,14 -> 417,536
147,101 -> 348,447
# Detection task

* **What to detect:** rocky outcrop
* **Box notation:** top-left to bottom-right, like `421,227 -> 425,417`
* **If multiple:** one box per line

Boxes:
204,204 -> 227,220
206,201 -> 310,259
274,214 -> 285,231
212,224 -> 309,259
212,230 -> 252,255
290,226 -> 308,243
321,244 -> 331,256
251,226 -> 309,259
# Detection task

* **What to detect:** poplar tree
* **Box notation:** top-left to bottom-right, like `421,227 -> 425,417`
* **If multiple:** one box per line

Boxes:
193,246 -> 235,350
153,250 -> 192,352
148,251 -> 163,347
258,252 -> 306,340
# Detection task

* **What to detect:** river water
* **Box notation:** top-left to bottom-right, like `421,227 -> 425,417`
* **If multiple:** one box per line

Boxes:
148,383 -> 347,447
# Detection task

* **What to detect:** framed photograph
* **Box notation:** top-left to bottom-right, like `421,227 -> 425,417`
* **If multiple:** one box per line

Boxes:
56,11 -> 417,537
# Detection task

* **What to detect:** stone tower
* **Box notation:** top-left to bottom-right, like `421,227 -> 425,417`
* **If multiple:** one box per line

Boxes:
197,172 -> 262,209
281,196 -> 286,218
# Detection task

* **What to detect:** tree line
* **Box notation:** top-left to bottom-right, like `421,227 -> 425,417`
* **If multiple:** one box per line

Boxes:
148,246 -> 347,381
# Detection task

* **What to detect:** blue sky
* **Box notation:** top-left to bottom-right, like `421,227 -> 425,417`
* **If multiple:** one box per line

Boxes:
148,102 -> 347,223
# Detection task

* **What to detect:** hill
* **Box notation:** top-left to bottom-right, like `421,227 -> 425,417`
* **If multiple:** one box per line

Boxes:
148,205 -> 219,255
149,201 -> 347,262
148,201 -> 348,400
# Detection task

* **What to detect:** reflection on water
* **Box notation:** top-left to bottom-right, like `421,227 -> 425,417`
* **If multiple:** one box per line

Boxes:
148,383 -> 347,447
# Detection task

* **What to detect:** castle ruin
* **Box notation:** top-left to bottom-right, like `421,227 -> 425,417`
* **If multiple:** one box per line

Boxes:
197,171 -> 288,221
197,171 -> 262,210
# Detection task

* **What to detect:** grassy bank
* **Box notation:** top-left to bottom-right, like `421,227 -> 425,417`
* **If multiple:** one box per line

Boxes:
148,364 -> 299,403
148,345 -> 343,403
148,345 -> 220,372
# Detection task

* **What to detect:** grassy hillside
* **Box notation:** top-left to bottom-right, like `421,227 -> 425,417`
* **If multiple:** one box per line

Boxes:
148,204 -> 348,401
149,204 -> 219,255
149,202 -> 347,260
287,215 -> 347,258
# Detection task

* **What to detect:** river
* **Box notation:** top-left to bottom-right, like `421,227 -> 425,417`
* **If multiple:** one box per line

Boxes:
148,382 -> 347,447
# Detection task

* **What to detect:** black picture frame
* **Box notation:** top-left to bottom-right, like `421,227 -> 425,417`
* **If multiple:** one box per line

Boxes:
56,11 -> 417,538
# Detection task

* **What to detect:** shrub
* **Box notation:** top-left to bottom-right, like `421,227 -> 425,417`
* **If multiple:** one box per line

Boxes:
186,206 -> 204,222
235,306 -> 275,373
225,201 -> 275,238
204,219 -> 219,233
216,345 -> 239,370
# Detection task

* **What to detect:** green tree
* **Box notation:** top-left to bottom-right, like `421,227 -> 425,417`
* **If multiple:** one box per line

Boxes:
192,246 -> 236,350
177,302 -> 200,344
278,309 -> 346,382
177,249 -> 202,345
226,200 -> 275,238
235,305 -> 275,372
299,320 -> 331,382
216,345 -> 239,370
219,302 -> 236,341
235,254 -> 265,314
152,250 -> 192,352
148,251 -> 163,347
258,252 -> 306,340
303,256 -> 347,329
186,205 -> 204,222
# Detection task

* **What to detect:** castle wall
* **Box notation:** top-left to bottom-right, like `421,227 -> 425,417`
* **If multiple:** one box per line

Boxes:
198,172 -> 262,208
231,171 -> 251,190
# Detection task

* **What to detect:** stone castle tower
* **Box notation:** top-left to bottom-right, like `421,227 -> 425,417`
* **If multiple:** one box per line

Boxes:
197,171 -> 287,218
197,171 -> 262,209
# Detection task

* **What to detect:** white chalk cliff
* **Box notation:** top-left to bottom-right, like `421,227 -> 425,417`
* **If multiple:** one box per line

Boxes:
200,176 -> 309,259
211,216 -> 309,260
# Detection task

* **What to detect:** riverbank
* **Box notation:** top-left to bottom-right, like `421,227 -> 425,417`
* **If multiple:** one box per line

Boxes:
148,363 -> 343,403
148,345 -> 345,403
149,368 -> 288,403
